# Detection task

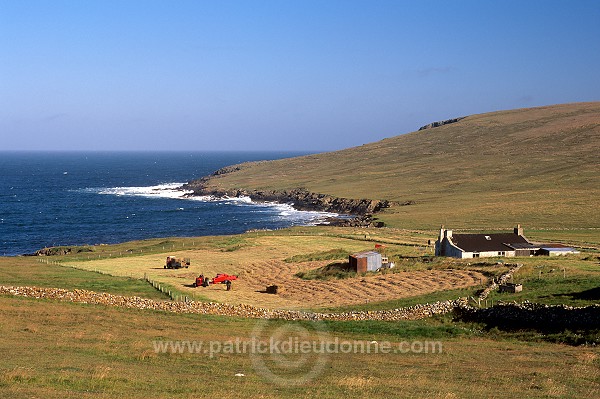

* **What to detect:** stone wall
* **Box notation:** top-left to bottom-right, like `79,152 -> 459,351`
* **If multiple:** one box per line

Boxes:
455,301 -> 600,332
477,263 -> 522,301
0,285 -> 464,322
3,267 -> 598,328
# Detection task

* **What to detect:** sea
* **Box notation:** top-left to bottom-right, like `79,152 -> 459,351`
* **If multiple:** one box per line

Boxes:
0,151 -> 337,256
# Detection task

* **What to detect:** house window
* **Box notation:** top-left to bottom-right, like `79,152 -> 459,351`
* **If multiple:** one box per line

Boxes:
485,236 -> 491,240
473,253 -> 480,258
498,251 -> 505,256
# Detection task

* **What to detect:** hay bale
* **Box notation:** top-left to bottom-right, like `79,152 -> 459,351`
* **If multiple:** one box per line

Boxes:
266,285 -> 283,294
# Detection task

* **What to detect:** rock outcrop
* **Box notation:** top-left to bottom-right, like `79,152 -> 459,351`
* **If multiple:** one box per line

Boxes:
418,116 -> 466,130
183,175 -> 392,225
29,246 -> 94,257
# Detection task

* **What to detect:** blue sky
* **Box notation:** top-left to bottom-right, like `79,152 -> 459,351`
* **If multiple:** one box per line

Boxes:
1,0 -> 599,151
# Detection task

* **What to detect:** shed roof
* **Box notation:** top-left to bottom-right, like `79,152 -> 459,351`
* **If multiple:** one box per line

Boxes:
450,233 -> 529,252
350,251 -> 380,259
540,246 -> 577,252
538,243 -> 571,249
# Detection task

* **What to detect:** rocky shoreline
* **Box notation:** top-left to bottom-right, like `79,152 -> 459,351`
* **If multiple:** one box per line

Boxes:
183,172 -> 396,228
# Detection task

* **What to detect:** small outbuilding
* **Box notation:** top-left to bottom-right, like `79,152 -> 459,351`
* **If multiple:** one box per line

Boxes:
538,244 -> 580,256
349,251 -> 382,273
499,283 -> 523,293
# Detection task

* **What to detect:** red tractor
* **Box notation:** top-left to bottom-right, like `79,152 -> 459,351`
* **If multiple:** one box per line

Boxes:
193,275 -> 210,287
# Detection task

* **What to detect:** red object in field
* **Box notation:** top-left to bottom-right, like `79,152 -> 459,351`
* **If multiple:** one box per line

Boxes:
193,275 -> 210,287
375,244 -> 386,249
211,273 -> 238,284
193,273 -> 238,287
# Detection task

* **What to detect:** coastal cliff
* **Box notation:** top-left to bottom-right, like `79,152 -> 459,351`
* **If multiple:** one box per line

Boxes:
183,170 -> 392,227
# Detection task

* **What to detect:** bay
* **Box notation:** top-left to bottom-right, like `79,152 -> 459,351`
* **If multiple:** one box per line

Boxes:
0,151 -> 332,256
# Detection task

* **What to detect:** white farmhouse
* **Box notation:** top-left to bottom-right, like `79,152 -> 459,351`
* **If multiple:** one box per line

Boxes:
435,224 -> 538,258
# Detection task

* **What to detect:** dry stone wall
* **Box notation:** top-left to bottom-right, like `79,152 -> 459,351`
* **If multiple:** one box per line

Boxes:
2,261 -> 597,328
455,301 -> 600,331
0,285 -> 464,321
477,263 -> 523,301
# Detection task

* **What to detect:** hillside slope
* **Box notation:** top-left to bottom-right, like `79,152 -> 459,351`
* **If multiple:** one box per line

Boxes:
190,102 -> 600,229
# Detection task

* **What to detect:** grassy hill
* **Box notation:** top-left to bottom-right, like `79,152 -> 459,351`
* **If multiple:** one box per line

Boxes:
197,102 -> 600,229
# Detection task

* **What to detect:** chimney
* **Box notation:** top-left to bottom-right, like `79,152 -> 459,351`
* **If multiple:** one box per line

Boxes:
514,224 -> 523,236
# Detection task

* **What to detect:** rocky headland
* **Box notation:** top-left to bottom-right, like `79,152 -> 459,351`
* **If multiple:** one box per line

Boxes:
183,168 -> 397,227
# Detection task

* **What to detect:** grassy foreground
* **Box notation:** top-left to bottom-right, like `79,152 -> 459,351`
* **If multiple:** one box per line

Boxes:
1,227 -> 599,397
1,294 -> 599,398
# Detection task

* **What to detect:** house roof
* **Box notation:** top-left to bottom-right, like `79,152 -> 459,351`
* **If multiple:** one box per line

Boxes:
505,243 -> 540,250
450,233 -> 529,252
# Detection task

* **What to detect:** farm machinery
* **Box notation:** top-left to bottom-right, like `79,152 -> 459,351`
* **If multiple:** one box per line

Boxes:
164,256 -> 190,269
194,273 -> 238,287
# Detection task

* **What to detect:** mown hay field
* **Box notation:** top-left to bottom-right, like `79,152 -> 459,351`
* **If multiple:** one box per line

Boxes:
41,226 -> 600,310
65,230 -> 487,309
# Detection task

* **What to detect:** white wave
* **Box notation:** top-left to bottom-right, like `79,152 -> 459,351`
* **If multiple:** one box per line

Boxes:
187,195 -> 253,204
262,202 -> 339,225
84,183 -> 340,224
93,183 -> 191,199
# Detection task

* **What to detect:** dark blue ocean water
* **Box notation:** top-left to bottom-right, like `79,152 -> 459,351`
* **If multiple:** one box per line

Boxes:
0,151 -> 333,256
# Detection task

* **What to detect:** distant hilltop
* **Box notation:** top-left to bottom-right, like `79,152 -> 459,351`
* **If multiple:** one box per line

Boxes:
185,102 -> 600,230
